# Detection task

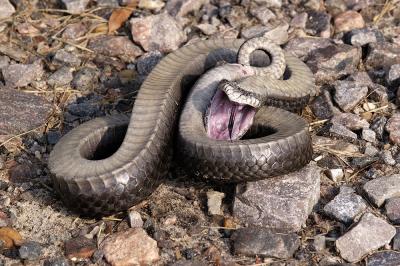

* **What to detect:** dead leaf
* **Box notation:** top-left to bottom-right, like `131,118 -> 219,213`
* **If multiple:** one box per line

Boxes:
108,1 -> 138,34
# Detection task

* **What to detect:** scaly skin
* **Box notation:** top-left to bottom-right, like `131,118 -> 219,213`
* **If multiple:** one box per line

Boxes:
48,38 -> 317,216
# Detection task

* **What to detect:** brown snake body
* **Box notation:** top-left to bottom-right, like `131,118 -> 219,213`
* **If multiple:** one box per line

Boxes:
48,38 -> 317,216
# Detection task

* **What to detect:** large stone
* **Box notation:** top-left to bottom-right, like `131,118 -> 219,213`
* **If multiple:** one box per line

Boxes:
2,60 -> 44,88
363,174 -> 400,207
329,123 -> 357,140
323,187 -> 367,223
333,80 -> 368,112
366,251 -> 400,266
0,0 -> 15,20
231,227 -> 300,259
306,44 -> 361,84
47,66 -> 74,87
386,113 -> 400,144
334,11 -> 365,33
166,0 -> 209,17
344,28 -> 385,47
250,5 -> 276,25
336,213 -> 396,262
310,89 -> 340,119
284,37 -> 332,60
233,164 -> 320,232
102,228 -> 159,266
88,36 -> 143,63
130,13 -> 186,53
306,10 -> 331,37
331,113 -> 369,130
365,42 -> 400,71
0,89 -> 52,135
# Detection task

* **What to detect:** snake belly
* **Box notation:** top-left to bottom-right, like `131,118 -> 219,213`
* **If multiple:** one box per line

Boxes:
48,38 -> 317,216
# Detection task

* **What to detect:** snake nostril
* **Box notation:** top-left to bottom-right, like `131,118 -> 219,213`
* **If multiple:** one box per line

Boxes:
79,125 -> 127,161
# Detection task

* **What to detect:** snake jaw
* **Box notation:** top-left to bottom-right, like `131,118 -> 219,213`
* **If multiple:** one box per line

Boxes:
206,89 -> 256,141
219,80 -> 262,108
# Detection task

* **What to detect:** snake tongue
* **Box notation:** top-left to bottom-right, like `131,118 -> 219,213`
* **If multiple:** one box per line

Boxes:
206,89 -> 256,140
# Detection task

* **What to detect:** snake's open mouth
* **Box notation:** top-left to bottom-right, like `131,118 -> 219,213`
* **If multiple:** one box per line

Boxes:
206,89 -> 256,140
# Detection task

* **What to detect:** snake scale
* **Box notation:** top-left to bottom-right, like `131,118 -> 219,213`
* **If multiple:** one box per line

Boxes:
49,37 -> 318,216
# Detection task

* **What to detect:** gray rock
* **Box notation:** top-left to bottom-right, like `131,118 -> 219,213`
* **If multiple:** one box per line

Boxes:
325,168 -> 344,183
0,89 -> 52,135
48,66 -> 74,87
195,23 -> 217,35
329,123 -> 357,140
366,251 -> 400,266
323,186 -> 367,223
351,156 -> 379,169
231,227 -> 299,259
136,51 -> 163,76
365,42 -> 400,71
241,25 -> 270,39
53,49 -> 81,67
233,163 -> 320,232
18,241 -> 43,260
166,0 -> 209,17
95,0 -> 119,7
346,71 -> 374,87
2,60 -> 44,88
344,28 -> 385,47
43,257 -> 71,266
253,0 -> 281,8
381,150 -> 396,166
290,12 -> 308,29
312,235 -> 326,252
67,99 -> 102,118
393,228 -> 400,251
333,80 -> 368,112
386,113 -> 400,144
71,67 -> 99,91
250,5 -> 276,25
306,11 -> 331,37
62,22 -> 88,39
363,174 -> 400,207
88,36 -> 143,63
47,131 -> 61,145
306,44 -> 361,84
130,13 -> 186,53
206,190 -> 225,216
0,56 -> 10,70
324,0 -> 347,16
370,116 -> 387,141
284,37 -> 332,60
368,83 -> 388,104
387,64 -> 400,87
62,0 -> 90,13
263,23 -> 289,45
385,197 -> 400,224
331,113 -> 369,130
364,143 -> 379,156
336,213 -> 396,263
0,0 -> 15,20
128,210 -> 144,228
362,128 -> 376,143
310,89 -> 340,119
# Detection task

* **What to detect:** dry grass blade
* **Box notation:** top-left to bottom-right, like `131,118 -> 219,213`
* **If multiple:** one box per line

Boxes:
373,0 -> 396,24
108,1 -> 138,34
313,144 -> 364,158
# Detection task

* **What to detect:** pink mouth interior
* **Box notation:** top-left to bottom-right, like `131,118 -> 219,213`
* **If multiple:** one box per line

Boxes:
206,90 -> 256,140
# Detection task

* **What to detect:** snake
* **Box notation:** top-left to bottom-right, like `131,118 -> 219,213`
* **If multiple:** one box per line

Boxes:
48,37 -> 317,216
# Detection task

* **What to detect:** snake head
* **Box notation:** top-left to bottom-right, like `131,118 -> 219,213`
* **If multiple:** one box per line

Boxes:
219,79 -> 262,108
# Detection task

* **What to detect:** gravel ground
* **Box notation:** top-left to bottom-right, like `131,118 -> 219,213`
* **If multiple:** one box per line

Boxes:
0,0 -> 400,265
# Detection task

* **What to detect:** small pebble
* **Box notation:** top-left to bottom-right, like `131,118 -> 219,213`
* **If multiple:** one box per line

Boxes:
18,241 -> 43,260
128,210 -> 144,228
206,190 -> 225,216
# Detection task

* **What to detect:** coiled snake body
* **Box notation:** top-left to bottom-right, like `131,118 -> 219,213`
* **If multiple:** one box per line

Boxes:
49,38 -> 317,216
